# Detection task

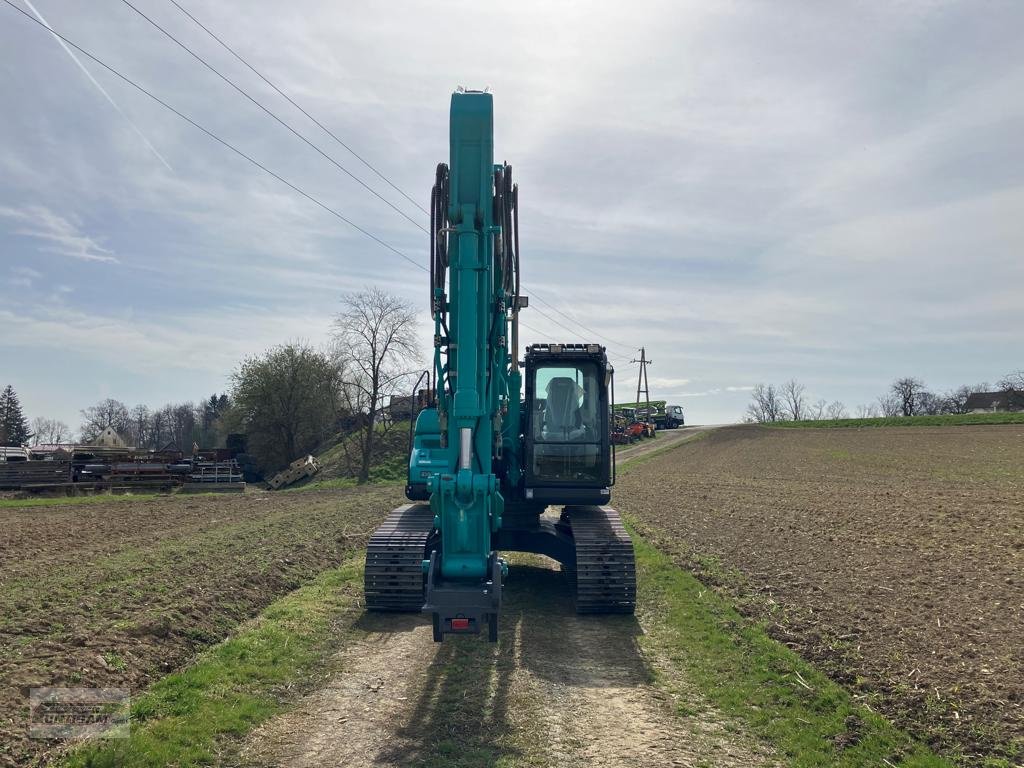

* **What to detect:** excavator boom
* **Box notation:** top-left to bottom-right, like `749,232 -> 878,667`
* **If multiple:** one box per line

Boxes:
364,91 -> 636,641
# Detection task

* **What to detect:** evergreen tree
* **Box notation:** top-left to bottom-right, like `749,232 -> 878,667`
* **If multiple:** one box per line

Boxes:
0,385 -> 32,446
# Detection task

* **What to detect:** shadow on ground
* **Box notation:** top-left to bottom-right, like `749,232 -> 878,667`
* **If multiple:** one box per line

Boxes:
370,559 -> 649,766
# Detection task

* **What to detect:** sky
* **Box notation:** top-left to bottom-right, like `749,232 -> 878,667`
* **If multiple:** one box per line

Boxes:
1,0 -> 1022,432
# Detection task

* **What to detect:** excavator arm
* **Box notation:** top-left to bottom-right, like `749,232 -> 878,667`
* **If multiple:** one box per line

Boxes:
364,90 -> 635,643
422,91 -> 512,640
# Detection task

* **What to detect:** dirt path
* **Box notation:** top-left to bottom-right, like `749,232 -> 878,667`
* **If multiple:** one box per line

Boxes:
242,553 -> 777,768
615,425 -> 716,465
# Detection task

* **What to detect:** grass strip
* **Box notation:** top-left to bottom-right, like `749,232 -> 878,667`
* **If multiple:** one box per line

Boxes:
0,493 -> 164,509
631,528 -> 953,768
771,412 -> 1024,428
60,557 -> 364,768
616,428 -> 711,471
0,490 -> 251,509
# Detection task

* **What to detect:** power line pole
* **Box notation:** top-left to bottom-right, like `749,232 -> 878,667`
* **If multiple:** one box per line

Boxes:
631,347 -> 653,417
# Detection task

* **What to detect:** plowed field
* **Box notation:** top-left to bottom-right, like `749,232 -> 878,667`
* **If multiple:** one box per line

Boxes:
0,486 -> 405,767
616,424 -> 1024,765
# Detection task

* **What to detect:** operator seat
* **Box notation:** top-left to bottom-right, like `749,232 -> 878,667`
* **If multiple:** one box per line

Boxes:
544,377 -> 581,439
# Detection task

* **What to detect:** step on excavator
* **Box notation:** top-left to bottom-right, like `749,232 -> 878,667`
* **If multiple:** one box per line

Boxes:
364,90 -> 636,641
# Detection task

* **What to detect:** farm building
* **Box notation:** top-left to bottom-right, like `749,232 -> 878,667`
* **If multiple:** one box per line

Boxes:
387,389 -> 433,420
91,426 -> 130,448
965,390 -> 1024,413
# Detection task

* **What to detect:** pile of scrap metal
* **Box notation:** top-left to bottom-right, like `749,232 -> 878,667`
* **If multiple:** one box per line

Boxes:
265,455 -> 321,490
0,458 -> 73,489
0,444 -> 245,493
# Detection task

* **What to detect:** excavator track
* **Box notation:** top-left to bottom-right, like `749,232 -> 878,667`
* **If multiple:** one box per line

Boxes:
564,506 -> 637,614
364,504 -> 436,612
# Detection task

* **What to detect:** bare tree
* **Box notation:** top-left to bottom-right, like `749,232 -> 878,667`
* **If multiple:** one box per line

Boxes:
877,394 -> 901,417
825,401 -> 848,419
855,403 -> 880,418
944,383 -> 991,414
997,370 -> 1024,391
332,288 -> 419,483
916,391 -> 944,416
810,398 -> 827,420
780,379 -> 807,421
79,399 -> 131,442
128,404 -> 150,448
149,407 -> 168,448
171,403 -> 198,451
746,383 -> 783,423
30,417 -> 70,445
890,377 -> 926,417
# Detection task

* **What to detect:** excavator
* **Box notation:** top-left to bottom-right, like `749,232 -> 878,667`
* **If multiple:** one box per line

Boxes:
364,90 -> 636,641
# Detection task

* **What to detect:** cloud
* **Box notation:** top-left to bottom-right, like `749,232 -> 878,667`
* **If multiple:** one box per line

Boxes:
9,265 -> 43,287
649,377 -> 691,388
20,0 -> 173,172
0,205 -> 118,263
0,300 -> 324,376
13,265 -> 43,279
0,0 -> 1021,427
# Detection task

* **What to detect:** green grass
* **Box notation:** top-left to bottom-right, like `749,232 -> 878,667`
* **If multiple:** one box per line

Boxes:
631,529 -> 953,768
617,428 -> 710,471
61,557 -> 365,768
0,492 -> 163,509
771,412 -> 1024,429
286,452 -> 407,492
0,490 -> 245,509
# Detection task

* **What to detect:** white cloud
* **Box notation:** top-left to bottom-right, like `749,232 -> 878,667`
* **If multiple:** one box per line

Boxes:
0,0 -> 1021,426
0,300 -> 327,377
649,377 -> 691,388
13,265 -> 43,279
8,265 -> 42,287
0,205 -> 118,263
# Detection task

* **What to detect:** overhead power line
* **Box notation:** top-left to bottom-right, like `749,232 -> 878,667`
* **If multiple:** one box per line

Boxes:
118,0 -> 427,235
167,0 -> 428,216
20,0 -> 172,171
10,0 -> 638,355
2,0 -> 425,272
526,289 -> 634,354
155,2 -> 631,354
148,1 -> 630,355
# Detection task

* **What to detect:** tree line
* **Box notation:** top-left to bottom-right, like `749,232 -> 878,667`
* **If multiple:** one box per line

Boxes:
8,288 -> 420,482
745,380 -> 850,423
77,394 -> 232,450
228,288 -> 418,481
746,370 -> 1022,423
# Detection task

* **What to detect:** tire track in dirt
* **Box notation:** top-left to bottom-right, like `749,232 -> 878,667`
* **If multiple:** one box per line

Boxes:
242,553 -> 777,768
614,425 -> 714,466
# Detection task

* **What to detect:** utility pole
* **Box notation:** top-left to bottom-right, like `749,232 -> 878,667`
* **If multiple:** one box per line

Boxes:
631,347 -> 653,419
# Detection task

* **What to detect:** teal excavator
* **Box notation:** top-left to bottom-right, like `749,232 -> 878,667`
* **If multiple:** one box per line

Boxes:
364,90 -> 635,641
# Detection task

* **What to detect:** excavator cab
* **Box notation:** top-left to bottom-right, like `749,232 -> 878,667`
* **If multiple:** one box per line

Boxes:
522,343 -> 613,506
